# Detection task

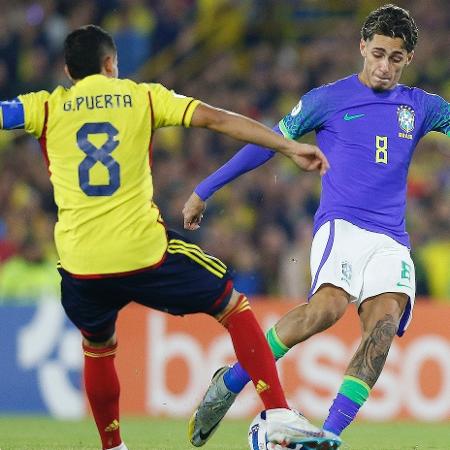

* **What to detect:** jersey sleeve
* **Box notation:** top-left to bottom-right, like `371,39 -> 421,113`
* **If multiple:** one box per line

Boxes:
148,83 -> 200,129
279,85 -> 330,139
421,92 -> 450,136
17,91 -> 50,138
194,125 -> 279,201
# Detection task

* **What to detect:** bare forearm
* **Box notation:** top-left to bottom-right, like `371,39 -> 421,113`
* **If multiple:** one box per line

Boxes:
191,103 -> 294,156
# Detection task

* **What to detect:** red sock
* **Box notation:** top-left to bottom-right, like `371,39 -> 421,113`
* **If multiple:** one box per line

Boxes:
221,295 -> 288,410
83,343 -> 122,450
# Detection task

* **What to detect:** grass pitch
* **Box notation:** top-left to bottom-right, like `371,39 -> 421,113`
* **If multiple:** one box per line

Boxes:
0,416 -> 448,450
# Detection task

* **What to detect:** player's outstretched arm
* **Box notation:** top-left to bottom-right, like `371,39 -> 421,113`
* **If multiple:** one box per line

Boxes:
191,102 -> 329,173
183,103 -> 329,230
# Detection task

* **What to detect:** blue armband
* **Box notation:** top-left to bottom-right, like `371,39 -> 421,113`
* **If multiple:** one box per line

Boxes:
0,99 -> 25,130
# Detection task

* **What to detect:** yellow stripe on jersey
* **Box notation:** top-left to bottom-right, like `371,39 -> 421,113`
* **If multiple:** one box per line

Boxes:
18,75 -> 200,275
167,241 -> 226,278
168,240 -> 227,275
167,247 -> 224,278
169,239 -> 227,271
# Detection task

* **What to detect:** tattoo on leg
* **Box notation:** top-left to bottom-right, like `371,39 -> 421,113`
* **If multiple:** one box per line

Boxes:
346,314 -> 397,387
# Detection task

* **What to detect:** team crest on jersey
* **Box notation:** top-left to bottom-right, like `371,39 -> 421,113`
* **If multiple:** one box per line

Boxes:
397,105 -> 415,139
341,260 -> 352,286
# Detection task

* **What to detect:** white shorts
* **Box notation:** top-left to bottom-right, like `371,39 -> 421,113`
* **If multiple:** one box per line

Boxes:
309,219 -> 415,335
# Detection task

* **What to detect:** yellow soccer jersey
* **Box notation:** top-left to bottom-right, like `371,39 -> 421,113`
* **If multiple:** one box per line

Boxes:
18,74 -> 200,275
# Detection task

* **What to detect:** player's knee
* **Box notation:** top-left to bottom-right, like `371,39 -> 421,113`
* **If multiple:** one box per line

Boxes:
289,302 -> 342,337
308,286 -> 348,330
214,289 -> 251,326
361,309 -> 399,342
219,288 -> 241,314
360,293 -> 408,335
308,306 -> 342,331
82,332 -> 117,349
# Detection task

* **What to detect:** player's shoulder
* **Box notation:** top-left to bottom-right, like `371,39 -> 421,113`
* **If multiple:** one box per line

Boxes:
144,81 -> 175,96
118,79 -> 174,98
312,74 -> 355,93
18,89 -> 52,109
299,75 -> 355,116
305,74 -> 356,102
396,83 -> 446,106
321,74 -> 355,90
26,84 -> 75,104
144,82 -> 195,104
97,76 -> 147,94
48,85 -> 70,100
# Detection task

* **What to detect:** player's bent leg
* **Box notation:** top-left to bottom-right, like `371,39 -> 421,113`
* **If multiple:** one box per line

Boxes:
190,289 -> 289,446
83,333 -> 126,450
275,284 -> 349,347
323,292 -> 408,437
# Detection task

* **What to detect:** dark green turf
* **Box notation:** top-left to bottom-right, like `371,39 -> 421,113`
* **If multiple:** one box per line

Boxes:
0,417 -> 448,450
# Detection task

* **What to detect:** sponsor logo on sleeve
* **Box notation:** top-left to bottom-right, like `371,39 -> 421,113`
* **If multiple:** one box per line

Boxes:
291,100 -> 302,116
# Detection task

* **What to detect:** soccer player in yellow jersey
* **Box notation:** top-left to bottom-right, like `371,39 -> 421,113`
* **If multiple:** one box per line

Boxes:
0,25 -> 339,450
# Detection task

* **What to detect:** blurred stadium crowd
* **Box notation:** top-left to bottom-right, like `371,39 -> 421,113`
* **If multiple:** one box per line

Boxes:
0,0 -> 448,302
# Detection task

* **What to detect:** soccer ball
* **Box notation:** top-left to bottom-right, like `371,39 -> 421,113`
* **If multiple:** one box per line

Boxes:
248,410 -> 304,450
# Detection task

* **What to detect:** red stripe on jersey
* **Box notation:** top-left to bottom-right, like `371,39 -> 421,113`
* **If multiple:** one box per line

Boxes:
148,91 -> 155,167
38,101 -> 51,175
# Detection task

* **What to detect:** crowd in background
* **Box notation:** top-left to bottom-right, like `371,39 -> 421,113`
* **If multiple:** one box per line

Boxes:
0,0 -> 449,302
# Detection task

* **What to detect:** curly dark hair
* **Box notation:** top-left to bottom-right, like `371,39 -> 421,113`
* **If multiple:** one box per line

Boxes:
64,25 -> 116,80
361,4 -> 418,53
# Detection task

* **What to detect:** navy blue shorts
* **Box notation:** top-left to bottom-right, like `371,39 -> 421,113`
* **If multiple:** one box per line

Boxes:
59,230 -> 233,342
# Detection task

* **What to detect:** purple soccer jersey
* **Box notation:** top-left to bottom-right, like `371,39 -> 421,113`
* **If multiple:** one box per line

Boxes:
195,74 -> 449,248
280,74 -> 449,247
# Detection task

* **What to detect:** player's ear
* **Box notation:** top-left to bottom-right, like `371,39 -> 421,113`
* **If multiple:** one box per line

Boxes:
405,51 -> 414,66
103,53 -> 118,78
64,65 -> 74,84
360,39 -> 367,58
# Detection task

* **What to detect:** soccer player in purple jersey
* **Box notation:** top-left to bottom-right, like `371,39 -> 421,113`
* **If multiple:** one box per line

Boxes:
184,4 -> 449,447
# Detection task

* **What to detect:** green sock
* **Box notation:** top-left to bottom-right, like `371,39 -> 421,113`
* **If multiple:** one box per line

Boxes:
339,375 -> 371,405
266,326 -> 290,360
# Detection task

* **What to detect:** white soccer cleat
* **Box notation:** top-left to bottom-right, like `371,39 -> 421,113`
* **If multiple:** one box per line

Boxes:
319,430 -> 342,449
297,429 -> 342,449
265,408 -> 326,447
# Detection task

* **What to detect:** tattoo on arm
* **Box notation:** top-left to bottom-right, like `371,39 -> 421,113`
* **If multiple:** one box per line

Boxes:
346,314 -> 397,387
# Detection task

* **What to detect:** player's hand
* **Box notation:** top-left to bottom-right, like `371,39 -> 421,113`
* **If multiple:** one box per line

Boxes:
183,192 -> 206,230
285,142 -> 330,175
